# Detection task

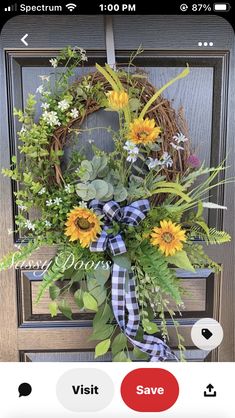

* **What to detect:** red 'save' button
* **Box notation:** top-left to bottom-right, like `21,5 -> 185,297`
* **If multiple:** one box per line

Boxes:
121,368 -> 179,412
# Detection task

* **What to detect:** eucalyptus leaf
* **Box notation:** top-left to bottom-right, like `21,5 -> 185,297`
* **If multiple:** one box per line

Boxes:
76,183 -> 96,201
91,155 -> 108,177
101,182 -> 114,201
81,160 -> 93,172
78,160 -> 93,182
114,185 -> 128,202
91,179 -> 109,200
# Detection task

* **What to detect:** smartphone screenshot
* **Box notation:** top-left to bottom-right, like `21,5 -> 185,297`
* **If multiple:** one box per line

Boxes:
0,1 -> 234,416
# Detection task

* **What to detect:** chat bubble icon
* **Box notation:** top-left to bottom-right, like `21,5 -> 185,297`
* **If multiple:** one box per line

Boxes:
18,383 -> 32,397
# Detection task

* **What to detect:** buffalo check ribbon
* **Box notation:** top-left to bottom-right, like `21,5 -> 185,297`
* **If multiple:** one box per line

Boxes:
89,199 -> 178,362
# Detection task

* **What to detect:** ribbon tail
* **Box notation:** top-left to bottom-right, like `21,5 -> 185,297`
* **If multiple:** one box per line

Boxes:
111,263 -> 126,330
125,273 -> 140,338
111,264 -> 178,362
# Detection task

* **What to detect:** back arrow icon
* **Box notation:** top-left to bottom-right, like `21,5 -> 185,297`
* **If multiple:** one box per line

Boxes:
21,34 -> 29,46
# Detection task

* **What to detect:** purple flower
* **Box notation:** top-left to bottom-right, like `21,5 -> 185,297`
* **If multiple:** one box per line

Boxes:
187,154 -> 201,168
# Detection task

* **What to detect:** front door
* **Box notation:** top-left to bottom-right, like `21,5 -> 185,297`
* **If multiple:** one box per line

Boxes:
0,15 -> 234,362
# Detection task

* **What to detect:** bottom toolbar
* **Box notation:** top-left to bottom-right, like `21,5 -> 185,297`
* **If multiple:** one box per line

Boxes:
0,362 -> 234,417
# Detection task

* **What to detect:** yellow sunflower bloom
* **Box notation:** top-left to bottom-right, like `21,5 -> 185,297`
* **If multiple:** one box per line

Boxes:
106,90 -> 129,110
65,207 -> 101,248
151,220 -> 186,256
128,118 -> 161,145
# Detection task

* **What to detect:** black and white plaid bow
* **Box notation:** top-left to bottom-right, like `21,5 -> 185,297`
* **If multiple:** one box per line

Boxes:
89,199 -> 149,255
89,199 -> 178,362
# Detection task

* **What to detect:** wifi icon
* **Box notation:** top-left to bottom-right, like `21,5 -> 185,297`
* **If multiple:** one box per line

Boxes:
66,3 -> 77,12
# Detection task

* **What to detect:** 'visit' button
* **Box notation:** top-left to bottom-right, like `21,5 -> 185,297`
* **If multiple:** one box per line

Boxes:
121,368 -> 179,412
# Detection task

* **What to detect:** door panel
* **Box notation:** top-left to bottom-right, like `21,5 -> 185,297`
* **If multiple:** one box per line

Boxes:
145,67 -> 213,168
0,15 -> 234,362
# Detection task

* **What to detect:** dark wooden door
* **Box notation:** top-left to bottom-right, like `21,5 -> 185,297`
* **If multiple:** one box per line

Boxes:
0,15 -> 234,362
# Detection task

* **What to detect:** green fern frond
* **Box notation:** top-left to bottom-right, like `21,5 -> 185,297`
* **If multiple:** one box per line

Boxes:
0,240 -> 40,271
35,259 -> 65,303
137,242 -> 183,304
190,227 -> 231,245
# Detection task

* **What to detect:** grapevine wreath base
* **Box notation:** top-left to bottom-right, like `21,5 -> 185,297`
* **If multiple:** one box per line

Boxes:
0,47 -> 231,362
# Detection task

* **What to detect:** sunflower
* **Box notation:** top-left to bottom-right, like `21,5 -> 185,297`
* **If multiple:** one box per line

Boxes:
65,207 -> 101,248
128,118 -> 161,145
150,220 -> 186,256
106,90 -> 129,110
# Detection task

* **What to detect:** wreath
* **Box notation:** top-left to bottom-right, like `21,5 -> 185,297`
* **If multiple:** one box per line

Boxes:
0,46 -> 231,362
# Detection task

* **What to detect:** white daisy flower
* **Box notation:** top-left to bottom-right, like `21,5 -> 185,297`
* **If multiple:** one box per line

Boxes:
25,220 -> 35,231
41,102 -> 50,110
49,58 -> 58,68
77,47 -> 86,54
20,125 -> 26,133
54,197 -> 62,205
64,184 -> 73,193
58,99 -> 70,112
36,85 -> 44,94
18,205 -> 27,211
172,133 -> 189,144
46,199 -> 53,206
147,157 -> 160,169
79,201 -> 88,208
70,108 -> 79,119
38,187 -> 46,195
39,75 -> 50,81
43,91 -> 51,96
14,243 -> 21,250
77,48 -> 87,61
123,141 -> 139,154
42,111 -> 61,127
127,152 -> 138,163
170,142 -> 184,151
147,152 -> 173,170
161,152 -> 173,168
44,220 -> 52,227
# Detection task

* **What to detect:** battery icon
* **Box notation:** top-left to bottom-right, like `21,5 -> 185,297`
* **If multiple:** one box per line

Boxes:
213,3 -> 231,11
